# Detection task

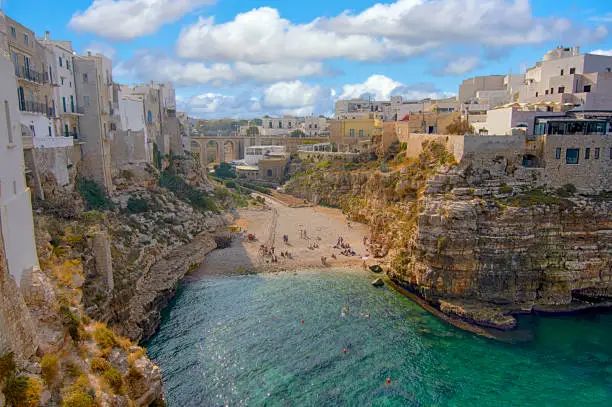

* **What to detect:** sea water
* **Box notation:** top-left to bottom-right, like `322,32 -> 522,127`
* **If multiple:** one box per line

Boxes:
146,270 -> 612,406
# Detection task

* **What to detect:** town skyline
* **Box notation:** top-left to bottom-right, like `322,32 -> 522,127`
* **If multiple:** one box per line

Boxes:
2,0 -> 612,118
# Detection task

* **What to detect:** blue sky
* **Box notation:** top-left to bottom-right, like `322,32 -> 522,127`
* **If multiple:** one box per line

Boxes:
3,0 -> 612,118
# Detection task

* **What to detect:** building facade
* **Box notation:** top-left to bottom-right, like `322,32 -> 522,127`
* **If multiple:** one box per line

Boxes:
0,53 -> 39,286
519,47 -> 612,110
330,117 -> 383,153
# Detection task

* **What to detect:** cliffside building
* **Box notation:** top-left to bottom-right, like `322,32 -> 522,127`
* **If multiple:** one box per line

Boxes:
330,116 -> 383,153
0,52 -> 39,285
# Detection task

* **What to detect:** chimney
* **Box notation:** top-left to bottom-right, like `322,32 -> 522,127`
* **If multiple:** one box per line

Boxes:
45,31 -> 50,40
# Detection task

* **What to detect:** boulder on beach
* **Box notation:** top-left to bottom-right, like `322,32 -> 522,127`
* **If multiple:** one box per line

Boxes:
369,265 -> 383,273
371,278 -> 384,287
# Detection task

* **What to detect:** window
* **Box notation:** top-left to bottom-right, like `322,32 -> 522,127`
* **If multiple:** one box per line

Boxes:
64,124 -> 69,138
535,92 -> 539,97
147,110 -> 153,124
69,81 -> 72,88
279,121 -> 283,129
558,86 -> 565,94
24,34 -> 28,45
561,69 -> 564,76
570,68 -> 576,74
550,88 -> 554,94
610,147 -> 612,159
607,68 -> 612,73
269,121 -> 273,128
62,97 -> 67,112
555,148 -> 561,160
267,169 -> 273,177
585,147 -> 591,160
83,73 -> 88,83
70,95 -> 74,112
59,56 -> 62,67
566,148 -> 580,164
288,122 -> 292,129
29,125 -> 35,137
584,85 -> 591,93
595,148 -> 600,159
60,77 -> 64,85
349,128 -> 355,137
48,126 -> 52,137
10,26 -> 16,38
359,129 -> 364,137
5,101 -> 13,144
84,96 -> 89,106
66,60 -> 71,71
545,90 -> 549,95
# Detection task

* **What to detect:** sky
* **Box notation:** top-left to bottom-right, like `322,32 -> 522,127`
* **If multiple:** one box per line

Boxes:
3,0 -> 612,118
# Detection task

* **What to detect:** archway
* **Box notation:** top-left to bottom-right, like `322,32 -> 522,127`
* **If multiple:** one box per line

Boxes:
224,141 -> 236,162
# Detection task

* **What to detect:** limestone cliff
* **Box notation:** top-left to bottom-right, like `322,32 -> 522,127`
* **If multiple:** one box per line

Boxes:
286,144 -> 612,329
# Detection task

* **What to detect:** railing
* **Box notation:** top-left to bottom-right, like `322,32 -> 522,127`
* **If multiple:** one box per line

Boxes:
19,101 -> 47,115
16,66 -> 44,84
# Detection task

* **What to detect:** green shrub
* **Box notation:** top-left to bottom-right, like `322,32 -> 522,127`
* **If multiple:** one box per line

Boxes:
0,352 -> 16,382
224,180 -> 236,189
159,172 -> 218,213
213,162 -> 236,179
437,236 -> 448,253
499,184 -> 513,194
127,196 -> 149,213
153,143 -> 162,170
124,367 -> 145,399
40,354 -> 60,385
93,325 -> 116,350
4,376 -> 41,407
60,306 -> 81,342
77,178 -> 111,210
556,183 -> 577,197
63,391 -> 96,407
103,367 -> 124,394
90,357 -> 111,373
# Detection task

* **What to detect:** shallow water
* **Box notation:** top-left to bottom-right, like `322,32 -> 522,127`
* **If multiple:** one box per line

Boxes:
146,270 -> 612,406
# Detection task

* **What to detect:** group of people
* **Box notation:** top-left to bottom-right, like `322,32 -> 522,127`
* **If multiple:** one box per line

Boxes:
334,236 -> 356,257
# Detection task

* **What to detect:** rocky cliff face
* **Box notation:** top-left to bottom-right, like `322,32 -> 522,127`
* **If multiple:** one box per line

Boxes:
286,146 -> 612,329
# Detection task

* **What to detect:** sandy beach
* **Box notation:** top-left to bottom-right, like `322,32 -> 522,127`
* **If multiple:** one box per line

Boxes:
192,193 -> 375,277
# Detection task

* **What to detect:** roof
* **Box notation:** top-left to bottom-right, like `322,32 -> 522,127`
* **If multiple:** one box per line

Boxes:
236,165 -> 259,171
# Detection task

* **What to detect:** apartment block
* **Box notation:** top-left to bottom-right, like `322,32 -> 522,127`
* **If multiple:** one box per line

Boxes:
519,46 -> 612,110
330,116 -> 383,153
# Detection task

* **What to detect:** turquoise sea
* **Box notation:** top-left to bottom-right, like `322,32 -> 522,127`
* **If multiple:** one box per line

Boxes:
146,270 -> 612,406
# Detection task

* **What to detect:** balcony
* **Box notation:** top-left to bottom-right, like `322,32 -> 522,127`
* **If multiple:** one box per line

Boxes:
33,136 -> 74,149
15,66 -> 44,84
63,132 -> 79,139
19,100 -> 49,115
60,107 -> 84,117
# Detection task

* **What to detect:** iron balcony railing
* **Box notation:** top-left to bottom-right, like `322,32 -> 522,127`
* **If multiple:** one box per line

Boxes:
19,100 -> 47,114
16,66 -> 44,84
63,132 -> 79,139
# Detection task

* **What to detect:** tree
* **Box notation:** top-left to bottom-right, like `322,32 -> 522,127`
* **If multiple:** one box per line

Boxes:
213,162 -> 236,179
290,129 -> 306,138
445,118 -> 474,135
246,126 -> 259,137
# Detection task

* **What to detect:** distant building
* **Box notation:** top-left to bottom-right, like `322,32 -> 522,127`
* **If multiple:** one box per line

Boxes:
260,116 -> 299,136
519,46 -> 612,110
300,116 -> 329,137
330,116 -> 383,153
236,145 -> 289,183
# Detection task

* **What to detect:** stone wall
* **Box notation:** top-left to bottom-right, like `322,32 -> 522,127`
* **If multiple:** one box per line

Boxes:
0,226 -> 38,359
110,130 -> 149,169
542,134 -> 612,193
33,145 -> 77,187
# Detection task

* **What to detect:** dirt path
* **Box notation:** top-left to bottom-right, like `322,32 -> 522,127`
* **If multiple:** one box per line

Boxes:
192,195 -> 375,277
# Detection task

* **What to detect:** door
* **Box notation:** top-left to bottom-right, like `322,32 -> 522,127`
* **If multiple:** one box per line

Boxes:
64,124 -> 69,138
62,97 -> 67,113
70,95 -> 74,112
24,56 -> 30,79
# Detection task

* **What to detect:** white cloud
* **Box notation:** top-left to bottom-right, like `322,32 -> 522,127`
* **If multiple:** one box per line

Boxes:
176,7 -> 431,63
113,54 -> 234,86
339,75 -> 403,100
441,56 -> 480,75
182,92 -> 262,119
590,49 -> 612,56
234,62 -> 328,82
323,0 -> 607,47
83,42 -> 116,59
339,75 -> 454,101
69,0 -> 214,40
262,81 -> 321,108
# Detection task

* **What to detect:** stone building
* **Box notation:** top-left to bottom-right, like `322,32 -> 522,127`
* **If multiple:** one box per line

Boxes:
300,116 -> 329,137
74,54 -> 114,194
329,116 -> 383,153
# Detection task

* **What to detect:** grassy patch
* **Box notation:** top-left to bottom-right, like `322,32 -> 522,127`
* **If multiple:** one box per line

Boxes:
159,171 -> 218,213
503,188 -> 574,209
77,178 -> 112,211
4,376 -> 42,407
40,353 -> 60,385
102,367 -> 124,394
93,323 -> 116,350
90,357 -> 111,373
127,196 -> 149,213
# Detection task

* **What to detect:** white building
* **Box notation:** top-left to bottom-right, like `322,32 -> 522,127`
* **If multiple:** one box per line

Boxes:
301,116 -> 329,137
39,32 -> 81,140
0,53 -> 39,285
519,46 -> 612,110
244,145 -> 286,165
260,116 -> 299,136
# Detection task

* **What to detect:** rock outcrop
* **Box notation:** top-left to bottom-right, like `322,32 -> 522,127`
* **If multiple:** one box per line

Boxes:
286,145 -> 612,330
